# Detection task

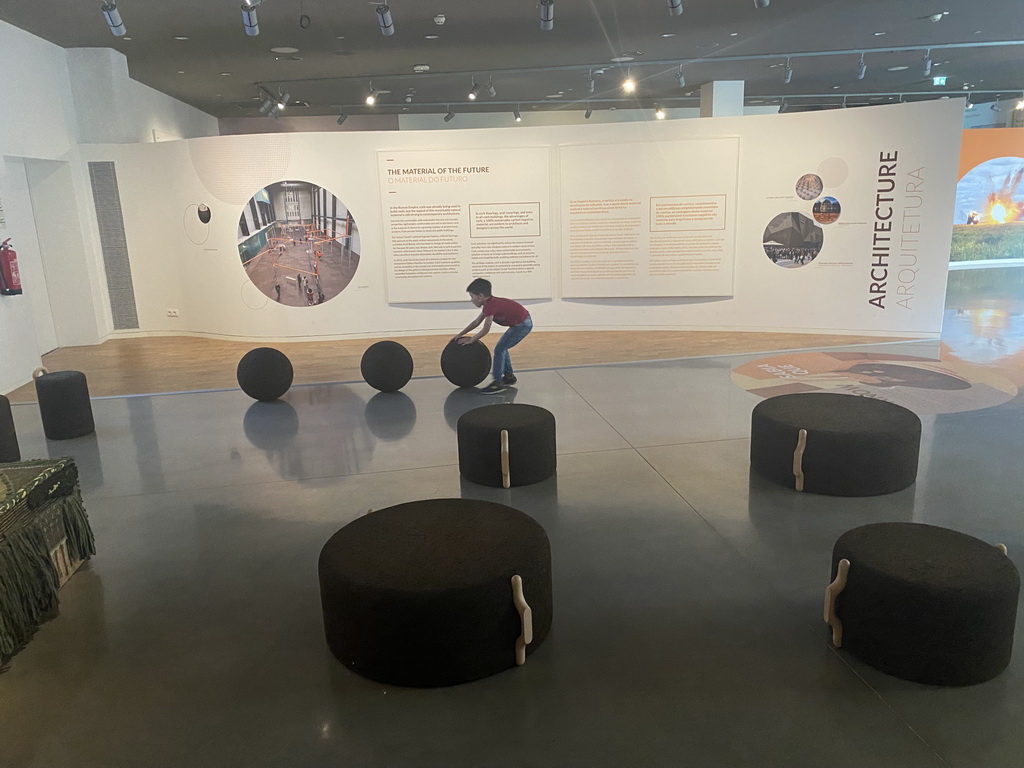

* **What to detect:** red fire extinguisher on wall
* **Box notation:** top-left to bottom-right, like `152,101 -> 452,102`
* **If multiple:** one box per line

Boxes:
0,238 -> 22,296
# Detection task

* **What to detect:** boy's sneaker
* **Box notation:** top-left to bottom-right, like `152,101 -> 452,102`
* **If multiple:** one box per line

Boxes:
502,374 -> 518,385
480,380 -> 507,394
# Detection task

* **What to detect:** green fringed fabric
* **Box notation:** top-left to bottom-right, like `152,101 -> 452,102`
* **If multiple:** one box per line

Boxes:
60,494 -> 96,562
0,525 -> 60,658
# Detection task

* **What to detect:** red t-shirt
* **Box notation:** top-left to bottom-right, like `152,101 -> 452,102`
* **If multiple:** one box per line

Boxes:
482,296 -> 529,327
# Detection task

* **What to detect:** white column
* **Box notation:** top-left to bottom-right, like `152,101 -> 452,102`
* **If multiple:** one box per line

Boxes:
700,81 -> 745,118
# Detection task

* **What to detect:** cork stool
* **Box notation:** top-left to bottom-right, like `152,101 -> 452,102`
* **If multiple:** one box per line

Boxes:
34,368 -> 95,440
458,404 -> 556,488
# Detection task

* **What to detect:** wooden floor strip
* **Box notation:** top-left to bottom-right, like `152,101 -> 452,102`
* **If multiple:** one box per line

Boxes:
4,330 -> 915,403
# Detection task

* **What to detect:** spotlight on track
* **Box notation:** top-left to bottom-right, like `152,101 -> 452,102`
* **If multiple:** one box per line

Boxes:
468,80 -> 481,100
783,58 -> 793,84
258,95 -> 275,115
622,70 -> 636,93
540,0 -> 554,31
668,0 -> 683,16
676,66 -> 686,88
856,53 -> 867,80
365,82 -> 379,105
654,104 -> 666,120
241,0 -> 262,36
514,107 -> 522,122
376,4 -> 394,36
337,113 -> 348,125
587,70 -> 596,93
444,106 -> 455,122
584,105 -> 593,119
487,80 -> 497,98
101,2 -> 126,36
922,49 -> 933,77
269,91 -> 289,118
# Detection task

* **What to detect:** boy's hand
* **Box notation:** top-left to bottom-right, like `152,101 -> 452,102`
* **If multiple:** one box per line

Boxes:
456,336 -> 474,346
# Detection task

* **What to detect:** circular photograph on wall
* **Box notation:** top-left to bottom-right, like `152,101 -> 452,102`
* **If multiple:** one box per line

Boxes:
795,173 -> 824,200
812,196 -> 841,224
237,180 -> 361,307
198,203 -> 212,224
763,212 -> 824,268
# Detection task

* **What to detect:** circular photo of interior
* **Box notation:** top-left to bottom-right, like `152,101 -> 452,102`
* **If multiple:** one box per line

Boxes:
198,203 -> 212,224
763,212 -> 824,268
795,173 -> 824,201
237,180 -> 361,307
812,196 -> 841,224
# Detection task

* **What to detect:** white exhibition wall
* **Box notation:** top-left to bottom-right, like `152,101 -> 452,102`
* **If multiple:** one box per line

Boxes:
82,98 -> 963,344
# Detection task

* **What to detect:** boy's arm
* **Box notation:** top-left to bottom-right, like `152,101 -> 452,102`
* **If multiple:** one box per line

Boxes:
455,314 -> 492,345
452,311 -> 487,343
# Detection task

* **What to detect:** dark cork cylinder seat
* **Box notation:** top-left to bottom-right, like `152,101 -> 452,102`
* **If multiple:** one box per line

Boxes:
750,392 -> 921,496
458,404 -> 556,488
318,498 -> 552,688
828,522 -> 1019,686
34,370 -> 95,441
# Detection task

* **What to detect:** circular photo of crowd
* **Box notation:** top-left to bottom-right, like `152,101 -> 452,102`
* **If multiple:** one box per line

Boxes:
237,180 -> 361,307
763,212 -> 824,268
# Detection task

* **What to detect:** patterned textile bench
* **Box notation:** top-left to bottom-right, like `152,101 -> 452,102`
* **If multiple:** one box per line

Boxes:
0,457 -> 96,662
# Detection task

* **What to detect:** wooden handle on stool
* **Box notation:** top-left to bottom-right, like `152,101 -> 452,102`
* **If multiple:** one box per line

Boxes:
500,429 -> 511,489
511,574 -> 533,666
824,558 -> 850,647
793,428 -> 808,492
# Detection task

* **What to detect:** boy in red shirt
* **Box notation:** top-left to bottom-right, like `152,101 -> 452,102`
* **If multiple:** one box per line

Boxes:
452,278 -> 533,393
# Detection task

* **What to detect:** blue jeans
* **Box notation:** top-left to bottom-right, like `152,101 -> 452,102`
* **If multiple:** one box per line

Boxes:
492,315 -> 533,381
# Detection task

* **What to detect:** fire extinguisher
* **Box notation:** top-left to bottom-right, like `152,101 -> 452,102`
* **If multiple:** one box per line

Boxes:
0,238 -> 22,296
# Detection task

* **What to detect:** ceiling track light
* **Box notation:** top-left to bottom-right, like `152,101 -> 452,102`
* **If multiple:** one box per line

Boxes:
468,80 -> 481,100
668,0 -> 683,16
444,106 -> 455,122
965,93 -> 974,110
783,58 -> 793,84
487,80 -> 497,98
923,49 -> 933,77
584,106 -> 593,119
1016,92 -> 1024,110
268,91 -> 289,118
241,1 -> 261,37
337,113 -> 348,125
514,106 -> 522,122
587,69 -> 596,93
540,0 -> 554,31
376,4 -> 394,36
654,104 -> 666,120
622,69 -> 636,94
101,2 -> 126,37
676,66 -> 686,88
856,53 -> 867,80
366,82 -> 378,105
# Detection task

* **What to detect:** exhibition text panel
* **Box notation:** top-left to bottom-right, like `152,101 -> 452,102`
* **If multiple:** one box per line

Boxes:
378,148 -> 552,303
560,138 -> 739,298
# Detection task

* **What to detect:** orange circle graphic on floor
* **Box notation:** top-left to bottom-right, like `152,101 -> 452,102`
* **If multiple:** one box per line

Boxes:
732,351 -> 1017,414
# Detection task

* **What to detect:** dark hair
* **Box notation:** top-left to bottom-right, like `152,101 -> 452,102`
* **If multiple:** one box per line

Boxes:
466,278 -> 492,296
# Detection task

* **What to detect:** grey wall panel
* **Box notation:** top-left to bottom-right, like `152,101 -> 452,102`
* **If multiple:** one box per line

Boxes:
88,161 -> 139,330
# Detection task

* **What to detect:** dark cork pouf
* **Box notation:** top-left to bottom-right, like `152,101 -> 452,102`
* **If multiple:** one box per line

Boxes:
319,498 -> 553,688
360,340 -> 414,392
0,395 -> 20,462
440,338 -> 491,388
34,370 -> 95,440
750,392 -> 921,496
236,347 -> 294,401
832,522 -> 1020,686
458,404 -> 556,488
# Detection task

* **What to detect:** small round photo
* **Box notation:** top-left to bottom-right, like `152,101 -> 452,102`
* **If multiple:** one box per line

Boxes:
795,173 -> 824,201
812,196 -> 841,224
198,203 -> 212,224
237,180 -> 361,308
762,212 -> 824,268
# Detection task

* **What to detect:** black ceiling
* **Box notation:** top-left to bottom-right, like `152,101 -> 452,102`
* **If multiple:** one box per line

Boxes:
2,0 -> 1022,118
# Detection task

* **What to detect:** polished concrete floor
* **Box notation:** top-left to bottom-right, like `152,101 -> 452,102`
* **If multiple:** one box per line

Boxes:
3,272 -> 1024,767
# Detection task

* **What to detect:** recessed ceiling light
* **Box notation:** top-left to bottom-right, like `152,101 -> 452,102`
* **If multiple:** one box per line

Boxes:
545,94 -> 563,98
873,31 -> 886,35
271,46 -> 299,54
173,36 -> 189,41
177,70 -> 185,74
336,35 -> 345,39
122,37 -> 131,41
887,65 -> 909,71
220,72 -> 231,76
833,85 -> 841,89
611,55 -> 634,62
729,32 -> 738,36
661,33 -> 675,38
413,64 -> 430,72
425,34 -> 439,39
275,56 -> 302,61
